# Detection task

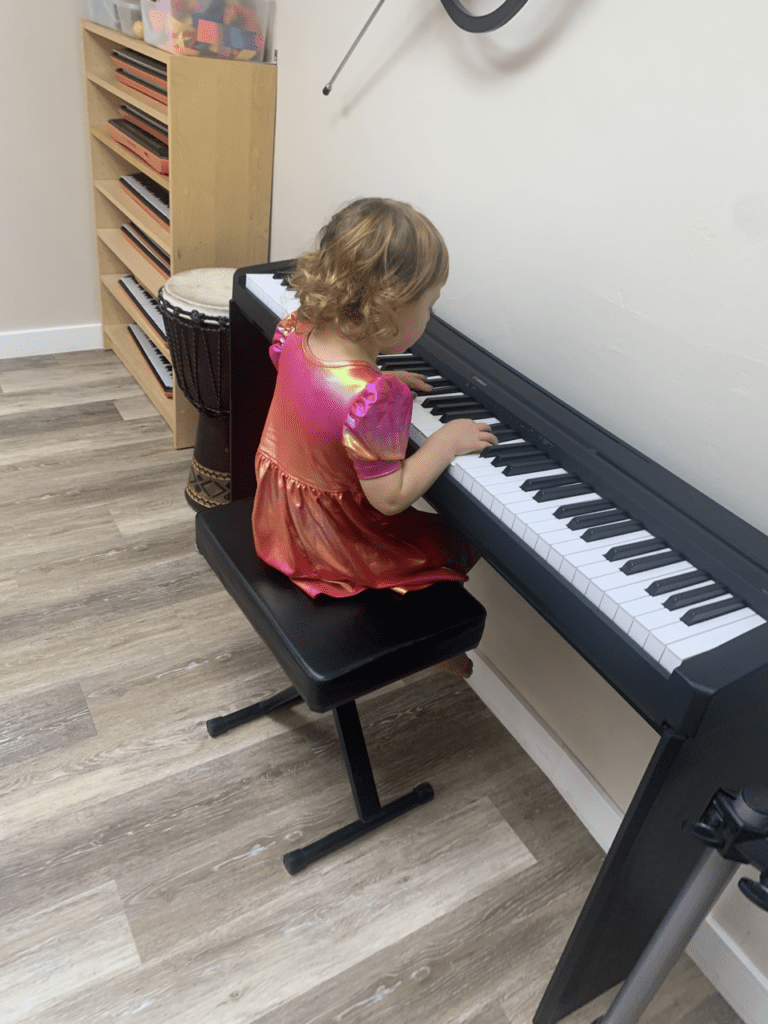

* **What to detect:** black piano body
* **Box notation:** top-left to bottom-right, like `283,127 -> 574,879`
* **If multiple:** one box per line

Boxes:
229,260 -> 768,1024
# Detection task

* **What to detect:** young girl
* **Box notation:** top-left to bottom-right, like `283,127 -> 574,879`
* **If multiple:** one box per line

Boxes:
252,198 -> 497,671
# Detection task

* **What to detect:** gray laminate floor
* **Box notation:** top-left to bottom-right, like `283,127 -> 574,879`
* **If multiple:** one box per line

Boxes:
0,349 -> 743,1024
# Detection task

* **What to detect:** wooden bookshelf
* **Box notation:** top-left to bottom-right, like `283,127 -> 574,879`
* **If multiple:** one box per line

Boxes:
82,20 -> 276,447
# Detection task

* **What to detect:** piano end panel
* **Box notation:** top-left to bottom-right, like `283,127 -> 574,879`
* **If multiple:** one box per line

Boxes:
533,729 -> 704,1024
534,647 -> 768,1024
229,295 -> 277,503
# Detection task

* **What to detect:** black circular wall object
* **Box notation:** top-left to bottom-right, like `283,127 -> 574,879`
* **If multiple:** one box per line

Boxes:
439,0 -> 530,33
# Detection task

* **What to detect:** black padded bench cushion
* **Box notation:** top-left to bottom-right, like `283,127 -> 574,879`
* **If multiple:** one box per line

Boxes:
196,499 -> 487,713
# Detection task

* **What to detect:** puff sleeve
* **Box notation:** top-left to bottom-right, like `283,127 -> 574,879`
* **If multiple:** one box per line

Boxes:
269,310 -> 301,369
343,375 -> 413,480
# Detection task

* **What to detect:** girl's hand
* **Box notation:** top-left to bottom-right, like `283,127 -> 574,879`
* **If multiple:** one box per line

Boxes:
360,417 -> 498,515
437,418 -> 498,457
386,370 -> 432,393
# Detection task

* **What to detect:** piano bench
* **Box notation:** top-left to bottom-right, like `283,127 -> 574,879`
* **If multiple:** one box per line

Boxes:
195,498 -> 487,874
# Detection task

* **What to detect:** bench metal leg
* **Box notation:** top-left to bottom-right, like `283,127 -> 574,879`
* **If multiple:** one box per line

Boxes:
283,700 -> 434,875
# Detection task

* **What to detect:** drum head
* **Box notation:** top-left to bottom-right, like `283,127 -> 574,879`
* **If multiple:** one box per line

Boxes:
162,268 -> 236,317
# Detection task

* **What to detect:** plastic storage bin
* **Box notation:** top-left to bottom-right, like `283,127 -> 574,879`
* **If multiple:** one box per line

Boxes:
116,0 -> 144,37
88,0 -> 120,30
140,0 -> 268,60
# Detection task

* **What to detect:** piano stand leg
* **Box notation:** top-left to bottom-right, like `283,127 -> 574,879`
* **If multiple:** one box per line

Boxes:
593,847 -> 736,1024
535,668 -> 768,1024
594,786 -> 768,1024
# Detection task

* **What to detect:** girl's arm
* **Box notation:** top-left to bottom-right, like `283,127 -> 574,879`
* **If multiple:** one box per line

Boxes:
361,419 -> 497,516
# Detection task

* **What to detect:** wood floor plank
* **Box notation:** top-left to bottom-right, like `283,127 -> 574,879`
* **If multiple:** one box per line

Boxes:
1,881 -> 141,1022
0,399 -> 124,438
0,681 -> 96,767
0,374 -> 144,416
113,392 -> 160,421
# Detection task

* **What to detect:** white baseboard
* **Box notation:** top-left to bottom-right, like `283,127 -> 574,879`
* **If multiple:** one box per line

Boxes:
0,323 -> 102,359
467,650 -> 768,1024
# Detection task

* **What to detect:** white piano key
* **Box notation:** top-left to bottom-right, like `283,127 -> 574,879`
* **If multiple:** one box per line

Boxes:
643,606 -> 758,654
600,576 -> 674,618
545,535 -> 632,574
245,272 -> 301,319
660,614 -> 766,674
584,563 -> 695,606
532,523 -> 648,575
626,593 -> 737,646
559,537 -> 662,572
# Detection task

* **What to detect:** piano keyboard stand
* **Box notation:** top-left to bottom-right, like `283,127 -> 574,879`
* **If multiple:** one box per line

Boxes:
593,786 -> 768,1024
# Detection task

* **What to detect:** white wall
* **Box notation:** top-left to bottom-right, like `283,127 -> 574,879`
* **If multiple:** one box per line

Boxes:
268,0 -> 768,1013
0,2 -> 100,342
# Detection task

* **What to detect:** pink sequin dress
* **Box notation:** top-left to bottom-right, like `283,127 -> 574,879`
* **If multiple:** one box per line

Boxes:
251,313 -> 478,598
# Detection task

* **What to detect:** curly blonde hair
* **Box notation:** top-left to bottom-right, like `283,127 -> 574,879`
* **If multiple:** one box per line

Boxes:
289,198 -> 449,344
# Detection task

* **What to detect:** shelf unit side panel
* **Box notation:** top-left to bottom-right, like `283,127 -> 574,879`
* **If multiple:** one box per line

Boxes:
168,58 -> 275,272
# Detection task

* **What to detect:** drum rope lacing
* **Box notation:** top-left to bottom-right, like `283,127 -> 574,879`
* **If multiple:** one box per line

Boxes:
157,289 -> 230,418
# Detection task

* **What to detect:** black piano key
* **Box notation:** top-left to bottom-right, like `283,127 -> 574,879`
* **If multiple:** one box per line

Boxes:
533,482 -> 593,501
485,428 -> 521,444
377,356 -> 433,370
491,445 -> 543,464
603,539 -> 667,562
681,598 -> 747,626
480,436 -> 524,457
422,395 -> 477,409
582,521 -> 643,543
420,384 -> 459,394
646,570 -> 711,597
620,551 -> 683,575
521,473 -> 581,493
566,510 -> 630,532
504,458 -> 559,478
553,499 -> 615,519
440,408 -> 493,422
398,362 -> 434,373
663,583 -> 729,611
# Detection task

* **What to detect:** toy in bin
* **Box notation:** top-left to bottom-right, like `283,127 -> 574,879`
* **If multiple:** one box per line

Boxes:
141,0 -> 268,60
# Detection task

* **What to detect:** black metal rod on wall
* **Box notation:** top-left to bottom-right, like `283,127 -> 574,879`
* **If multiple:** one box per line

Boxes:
323,0 -> 388,95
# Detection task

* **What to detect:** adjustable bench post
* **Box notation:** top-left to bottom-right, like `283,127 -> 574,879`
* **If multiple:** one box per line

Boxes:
282,700 -> 434,875
334,701 -> 382,819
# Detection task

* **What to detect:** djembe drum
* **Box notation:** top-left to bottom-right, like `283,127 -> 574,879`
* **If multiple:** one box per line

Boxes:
158,268 -> 235,512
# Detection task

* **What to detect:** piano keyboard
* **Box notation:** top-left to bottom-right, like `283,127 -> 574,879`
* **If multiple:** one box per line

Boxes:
120,173 -> 170,231
119,275 -> 167,340
377,351 -> 765,675
120,224 -> 171,278
128,324 -> 172,396
245,270 -> 300,320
